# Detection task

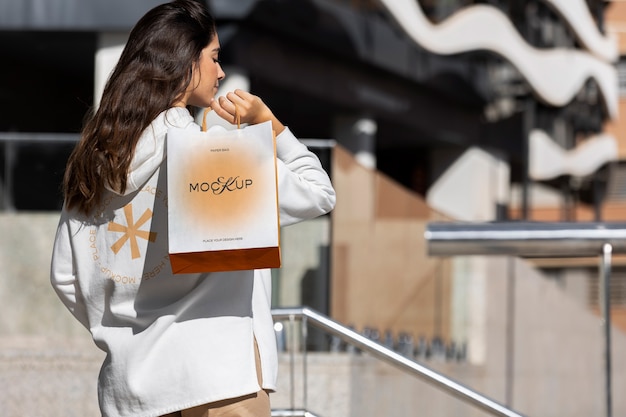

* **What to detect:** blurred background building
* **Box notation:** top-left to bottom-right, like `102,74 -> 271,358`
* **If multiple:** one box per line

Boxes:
1,0 -> 626,416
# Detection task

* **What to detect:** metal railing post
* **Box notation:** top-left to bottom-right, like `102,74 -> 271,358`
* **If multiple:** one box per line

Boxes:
601,243 -> 613,417
302,315 -> 308,413
289,313 -> 296,412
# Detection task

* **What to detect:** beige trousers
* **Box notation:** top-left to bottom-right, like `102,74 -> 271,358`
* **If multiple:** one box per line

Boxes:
161,341 -> 270,417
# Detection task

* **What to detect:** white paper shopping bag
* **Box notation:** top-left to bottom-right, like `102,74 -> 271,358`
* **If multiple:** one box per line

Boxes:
166,120 -> 281,274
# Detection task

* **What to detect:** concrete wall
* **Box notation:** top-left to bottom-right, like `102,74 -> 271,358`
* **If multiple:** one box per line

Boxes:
0,212 -> 104,417
330,145 -> 455,340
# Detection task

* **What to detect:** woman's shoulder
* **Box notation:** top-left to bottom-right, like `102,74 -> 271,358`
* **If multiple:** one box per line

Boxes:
139,107 -> 199,142
156,107 -> 198,131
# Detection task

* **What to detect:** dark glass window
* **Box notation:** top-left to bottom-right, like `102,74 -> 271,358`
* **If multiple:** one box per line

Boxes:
0,31 -> 94,210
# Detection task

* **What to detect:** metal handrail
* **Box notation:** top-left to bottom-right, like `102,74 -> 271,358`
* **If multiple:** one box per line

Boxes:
0,132 -> 80,143
425,221 -> 626,257
271,307 -> 525,417
425,221 -> 619,417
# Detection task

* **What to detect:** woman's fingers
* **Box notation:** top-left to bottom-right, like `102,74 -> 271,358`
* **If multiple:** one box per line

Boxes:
210,96 -> 238,124
211,90 -> 269,125
226,90 -> 257,116
208,98 -> 226,120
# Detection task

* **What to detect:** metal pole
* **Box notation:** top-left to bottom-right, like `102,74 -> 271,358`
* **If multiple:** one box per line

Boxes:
521,98 -> 534,220
289,314 -> 296,411
505,257 -> 516,407
302,315 -> 308,412
601,243 -> 613,417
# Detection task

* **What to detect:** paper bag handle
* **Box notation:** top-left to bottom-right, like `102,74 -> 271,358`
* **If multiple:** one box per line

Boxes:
202,104 -> 241,132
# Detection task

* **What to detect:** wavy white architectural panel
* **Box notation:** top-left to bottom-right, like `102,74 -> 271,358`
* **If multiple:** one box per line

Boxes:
377,0 -> 618,118
544,0 -> 618,62
529,129 -> 618,180
426,147 -> 510,221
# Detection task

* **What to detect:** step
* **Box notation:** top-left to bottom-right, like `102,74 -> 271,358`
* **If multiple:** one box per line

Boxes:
272,409 -> 322,417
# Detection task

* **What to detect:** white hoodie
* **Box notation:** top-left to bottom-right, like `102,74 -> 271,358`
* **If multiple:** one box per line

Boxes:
50,107 -> 336,417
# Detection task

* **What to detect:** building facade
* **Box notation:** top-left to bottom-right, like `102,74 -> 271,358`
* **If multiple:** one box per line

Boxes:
1,1 -> 625,416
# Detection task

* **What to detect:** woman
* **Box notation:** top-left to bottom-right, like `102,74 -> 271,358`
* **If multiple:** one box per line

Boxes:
50,1 -> 336,416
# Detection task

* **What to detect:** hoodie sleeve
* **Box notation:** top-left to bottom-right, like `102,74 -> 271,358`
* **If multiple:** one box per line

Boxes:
50,211 -> 90,329
275,127 -> 336,227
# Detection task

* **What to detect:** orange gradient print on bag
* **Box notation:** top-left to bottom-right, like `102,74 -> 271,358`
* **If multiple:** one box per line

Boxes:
181,136 -> 268,231
167,120 -> 281,274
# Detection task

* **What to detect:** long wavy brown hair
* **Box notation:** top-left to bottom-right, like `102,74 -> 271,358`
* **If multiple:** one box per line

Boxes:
64,0 -> 216,215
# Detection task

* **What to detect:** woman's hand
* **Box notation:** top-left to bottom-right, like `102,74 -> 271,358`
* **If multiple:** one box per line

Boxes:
210,89 -> 285,134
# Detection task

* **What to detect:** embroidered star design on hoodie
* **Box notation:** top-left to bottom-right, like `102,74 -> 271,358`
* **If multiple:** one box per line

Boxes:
108,203 -> 157,259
